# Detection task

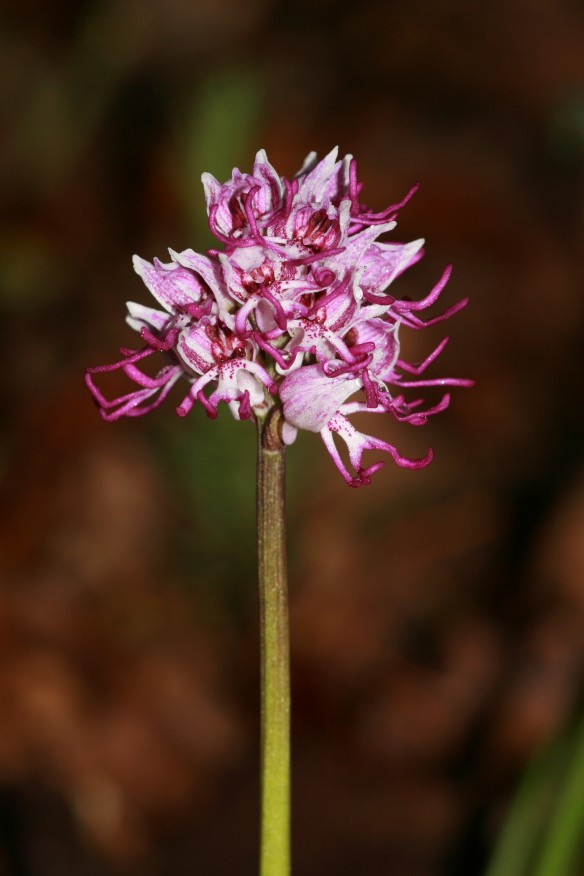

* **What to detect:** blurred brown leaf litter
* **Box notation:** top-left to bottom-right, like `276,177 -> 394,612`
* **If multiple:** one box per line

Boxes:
1,0 -> 583,873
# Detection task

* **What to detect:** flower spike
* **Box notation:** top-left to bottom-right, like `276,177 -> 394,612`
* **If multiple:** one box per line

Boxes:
87,148 -> 471,485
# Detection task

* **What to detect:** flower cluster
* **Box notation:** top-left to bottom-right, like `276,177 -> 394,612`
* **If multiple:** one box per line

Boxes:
86,148 -> 471,487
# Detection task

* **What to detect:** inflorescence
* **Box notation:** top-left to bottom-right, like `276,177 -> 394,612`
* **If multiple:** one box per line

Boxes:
86,148 -> 472,487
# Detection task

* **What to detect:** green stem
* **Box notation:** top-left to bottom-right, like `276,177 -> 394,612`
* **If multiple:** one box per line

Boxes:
256,410 -> 290,876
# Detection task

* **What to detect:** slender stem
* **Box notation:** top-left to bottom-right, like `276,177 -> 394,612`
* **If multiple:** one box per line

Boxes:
256,410 -> 290,876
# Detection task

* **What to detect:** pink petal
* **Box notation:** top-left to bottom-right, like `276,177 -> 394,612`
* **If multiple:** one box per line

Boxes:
132,255 -> 206,312
280,364 -> 361,432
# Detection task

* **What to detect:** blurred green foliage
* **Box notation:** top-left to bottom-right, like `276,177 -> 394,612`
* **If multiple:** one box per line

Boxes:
181,65 -> 265,245
487,710 -> 584,876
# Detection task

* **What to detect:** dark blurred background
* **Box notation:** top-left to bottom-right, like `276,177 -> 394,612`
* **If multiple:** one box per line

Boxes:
1,1 -> 583,874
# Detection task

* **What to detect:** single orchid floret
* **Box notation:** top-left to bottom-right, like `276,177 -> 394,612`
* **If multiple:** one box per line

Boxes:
202,150 -> 284,246
174,317 -> 276,420
86,147 -> 471,485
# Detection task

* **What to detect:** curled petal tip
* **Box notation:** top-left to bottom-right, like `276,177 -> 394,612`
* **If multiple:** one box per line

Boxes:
418,447 -> 434,468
